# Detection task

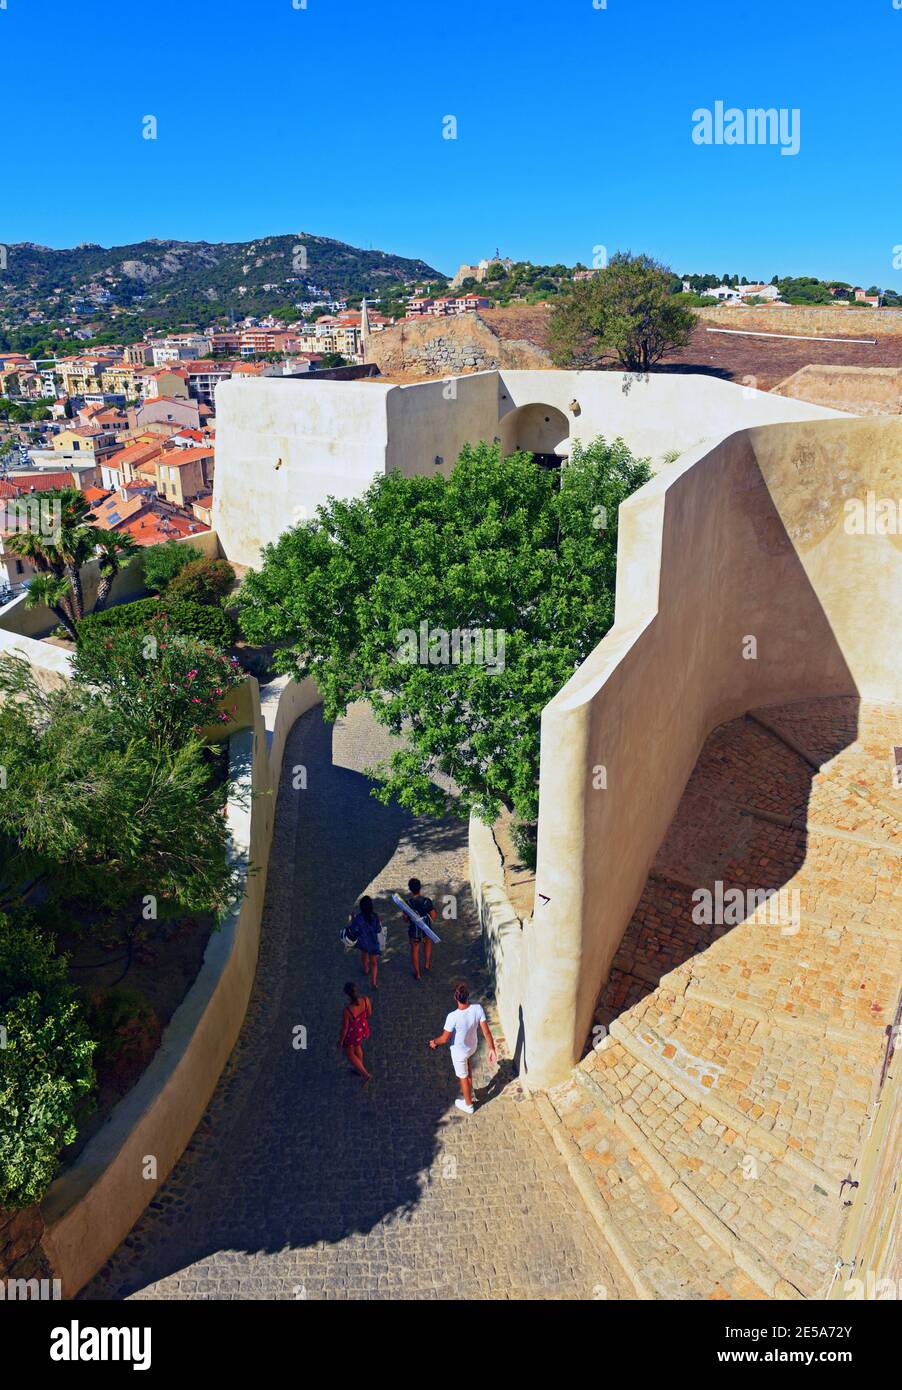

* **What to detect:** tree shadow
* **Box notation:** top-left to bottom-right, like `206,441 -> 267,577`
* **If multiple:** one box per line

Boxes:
80,704 -> 495,1299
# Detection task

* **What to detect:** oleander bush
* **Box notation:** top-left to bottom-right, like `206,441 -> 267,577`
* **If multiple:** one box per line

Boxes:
71,626 -> 244,741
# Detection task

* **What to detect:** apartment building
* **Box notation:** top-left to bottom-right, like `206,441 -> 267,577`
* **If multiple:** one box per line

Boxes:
136,366 -> 190,401
144,444 -> 214,507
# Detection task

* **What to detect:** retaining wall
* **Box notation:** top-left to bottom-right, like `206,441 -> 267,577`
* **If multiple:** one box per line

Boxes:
37,674 -> 322,1296
499,415 -> 902,1091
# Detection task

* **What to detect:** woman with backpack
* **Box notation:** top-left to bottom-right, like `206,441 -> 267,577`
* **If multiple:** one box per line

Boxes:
345,895 -> 383,988
339,981 -> 373,1083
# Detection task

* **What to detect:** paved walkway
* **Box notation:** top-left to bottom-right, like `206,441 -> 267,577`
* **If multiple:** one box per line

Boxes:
547,698 -> 901,1300
83,703 -> 626,1301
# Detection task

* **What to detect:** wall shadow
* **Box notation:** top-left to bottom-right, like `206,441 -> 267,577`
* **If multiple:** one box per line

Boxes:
80,704 -> 493,1299
589,696 -> 862,1040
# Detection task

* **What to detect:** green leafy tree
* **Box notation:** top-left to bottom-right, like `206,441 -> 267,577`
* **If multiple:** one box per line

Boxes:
237,438 -> 651,847
0,913 -> 96,1208
0,654 -> 244,914
550,252 -> 695,370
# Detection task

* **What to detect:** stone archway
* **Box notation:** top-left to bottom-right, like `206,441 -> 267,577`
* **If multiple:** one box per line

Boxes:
500,403 -> 570,468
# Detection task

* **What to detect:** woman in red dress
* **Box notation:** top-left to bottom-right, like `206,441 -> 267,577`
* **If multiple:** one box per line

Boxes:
338,981 -> 373,1083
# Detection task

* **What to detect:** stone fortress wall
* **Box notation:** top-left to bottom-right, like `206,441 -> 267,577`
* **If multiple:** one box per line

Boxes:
695,303 -> 902,338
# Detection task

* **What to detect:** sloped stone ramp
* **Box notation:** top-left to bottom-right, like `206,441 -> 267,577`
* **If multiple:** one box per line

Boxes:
538,698 -> 901,1300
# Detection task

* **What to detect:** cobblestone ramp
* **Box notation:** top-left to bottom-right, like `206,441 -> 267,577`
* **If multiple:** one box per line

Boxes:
541,698 -> 901,1301
82,703 -> 631,1301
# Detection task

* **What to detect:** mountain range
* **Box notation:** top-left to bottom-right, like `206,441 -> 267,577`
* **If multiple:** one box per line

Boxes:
0,233 -> 445,329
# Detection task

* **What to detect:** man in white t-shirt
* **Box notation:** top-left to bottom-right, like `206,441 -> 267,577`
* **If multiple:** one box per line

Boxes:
429,981 -> 497,1115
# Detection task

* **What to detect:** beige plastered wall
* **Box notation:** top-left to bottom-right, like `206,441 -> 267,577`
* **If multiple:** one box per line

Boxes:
513,416 -> 902,1091
211,369 -> 846,569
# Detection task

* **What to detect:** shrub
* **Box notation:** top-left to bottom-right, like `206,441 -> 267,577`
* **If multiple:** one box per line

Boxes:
77,597 -> 162,642
71,625 -> 244,741
0,914 -> 96,1207
141,540 -> 202,594
77,595 -> 236,651
86,986 -> 161,1094
161,598 -> 237,649
166,557 -> 236,606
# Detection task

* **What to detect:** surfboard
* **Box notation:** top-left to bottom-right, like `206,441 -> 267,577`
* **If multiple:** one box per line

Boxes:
392,892 -> 442,944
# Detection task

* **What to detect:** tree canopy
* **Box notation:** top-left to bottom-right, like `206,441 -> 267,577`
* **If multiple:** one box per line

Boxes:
0,641 -> 243,913
237,438 -> 651,847
550,252 -> 695,370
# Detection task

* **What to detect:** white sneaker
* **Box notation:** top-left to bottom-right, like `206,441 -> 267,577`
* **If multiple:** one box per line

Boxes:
455,1099 -> 474,1115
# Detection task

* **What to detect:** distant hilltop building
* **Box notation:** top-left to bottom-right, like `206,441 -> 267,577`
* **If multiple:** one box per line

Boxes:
405,292 -> 491,320
701,282 -> 781,304
450,253 -> 514,288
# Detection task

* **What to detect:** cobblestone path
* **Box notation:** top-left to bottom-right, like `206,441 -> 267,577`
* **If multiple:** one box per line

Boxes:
83,703 -> 628,1301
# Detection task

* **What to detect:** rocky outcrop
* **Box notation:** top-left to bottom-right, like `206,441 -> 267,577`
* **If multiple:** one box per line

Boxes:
0,1205 -> 53,1284
366,311 -> 552,378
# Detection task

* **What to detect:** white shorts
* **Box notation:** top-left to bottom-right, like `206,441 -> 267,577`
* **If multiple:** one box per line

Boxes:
451,1046 -> 476,1078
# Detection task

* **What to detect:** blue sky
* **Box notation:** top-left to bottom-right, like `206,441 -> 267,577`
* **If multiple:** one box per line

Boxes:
4,0 -> 900,287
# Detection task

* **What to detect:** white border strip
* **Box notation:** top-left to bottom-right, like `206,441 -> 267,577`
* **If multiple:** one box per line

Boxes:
705,327 -> 876,346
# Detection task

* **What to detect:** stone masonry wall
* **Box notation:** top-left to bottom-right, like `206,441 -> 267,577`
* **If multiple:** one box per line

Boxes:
366,312 -> 552,378
695,304 -> 902,338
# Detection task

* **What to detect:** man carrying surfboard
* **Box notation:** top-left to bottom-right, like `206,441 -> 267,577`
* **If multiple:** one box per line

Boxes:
401,877 -> 437,980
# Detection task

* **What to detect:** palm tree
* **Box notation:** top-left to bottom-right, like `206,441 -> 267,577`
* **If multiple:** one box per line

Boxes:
93,533 -> 139,611
23,574 -> 78,642
48,487 -> 100,622
6,487 -> 134,632
3,526 -> 52,575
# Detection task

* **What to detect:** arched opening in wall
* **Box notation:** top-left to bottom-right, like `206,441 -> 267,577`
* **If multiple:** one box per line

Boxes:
500,403 -> 570,469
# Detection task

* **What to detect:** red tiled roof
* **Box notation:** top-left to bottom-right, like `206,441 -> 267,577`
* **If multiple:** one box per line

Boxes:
164,444 -> 213,460
0,472 -> 76,497
104,440 -> 165,471
119,510 -> 211,546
